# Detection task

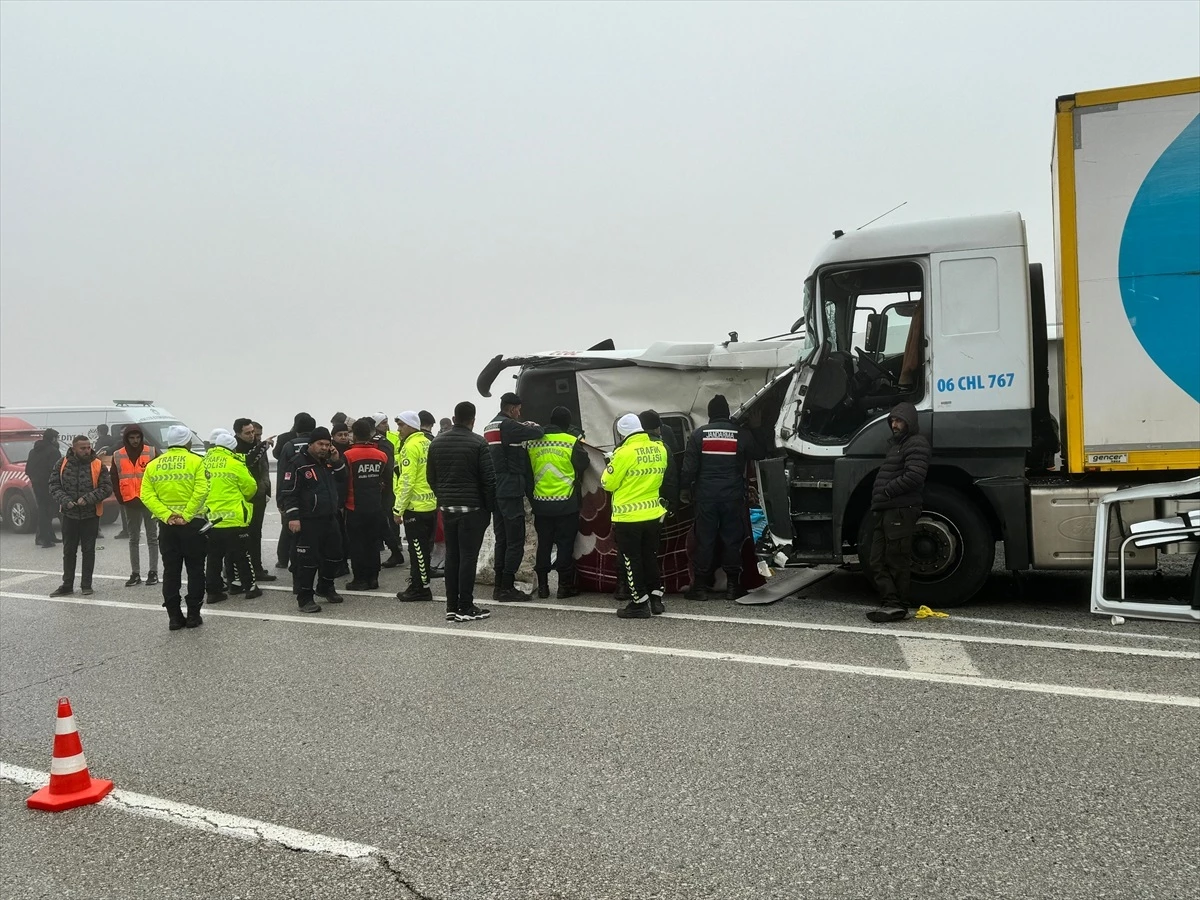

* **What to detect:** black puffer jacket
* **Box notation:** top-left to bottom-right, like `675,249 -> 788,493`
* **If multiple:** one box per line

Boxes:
427,425 -> 496,512
870,402 -> 931,511
48,451 -> 113,520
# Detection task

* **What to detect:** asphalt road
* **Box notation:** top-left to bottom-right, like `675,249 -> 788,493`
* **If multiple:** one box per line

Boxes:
1,514 -> 1197,900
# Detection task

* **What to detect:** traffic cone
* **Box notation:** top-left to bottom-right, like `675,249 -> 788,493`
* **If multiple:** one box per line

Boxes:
26,697 -> 113,812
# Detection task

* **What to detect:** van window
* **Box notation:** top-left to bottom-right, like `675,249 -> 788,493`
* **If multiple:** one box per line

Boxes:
135,420 -> 195,451
0,438 -> 37,464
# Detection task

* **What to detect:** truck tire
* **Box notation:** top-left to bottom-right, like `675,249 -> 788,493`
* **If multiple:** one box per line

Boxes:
101,503 -> 120,525
857,483 -> 995,608
4,491 -> 35,534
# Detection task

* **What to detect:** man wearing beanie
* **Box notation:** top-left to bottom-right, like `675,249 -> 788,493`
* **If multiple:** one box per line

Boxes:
680,394 -> 763,601
527,406 -> 589,599
485,392 -> 544,601
140,426 -> 209,630
203,430 -> 261,603
602,413 -> 669,618
274,412 -> 316,570
279,426 -> 348,612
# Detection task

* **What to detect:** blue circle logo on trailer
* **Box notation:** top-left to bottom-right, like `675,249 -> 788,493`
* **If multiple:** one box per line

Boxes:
1118,114 -> 1200,403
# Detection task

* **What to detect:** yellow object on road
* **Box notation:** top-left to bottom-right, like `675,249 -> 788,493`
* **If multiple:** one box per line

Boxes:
914,605 -> 949,619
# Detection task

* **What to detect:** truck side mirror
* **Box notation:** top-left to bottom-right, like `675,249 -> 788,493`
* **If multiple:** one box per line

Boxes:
864,312 -> 886,353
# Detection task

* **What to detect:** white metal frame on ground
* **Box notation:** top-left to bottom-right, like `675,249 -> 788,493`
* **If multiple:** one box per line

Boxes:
1090,476 -> 1200,623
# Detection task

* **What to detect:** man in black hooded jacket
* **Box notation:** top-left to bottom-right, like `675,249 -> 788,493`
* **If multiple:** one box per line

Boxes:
27,428 -> 62,548
865,401 -> 931,623
274,412 -> 316,570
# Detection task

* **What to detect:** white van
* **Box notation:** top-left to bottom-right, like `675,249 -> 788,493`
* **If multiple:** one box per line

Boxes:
0,401 -> 204,453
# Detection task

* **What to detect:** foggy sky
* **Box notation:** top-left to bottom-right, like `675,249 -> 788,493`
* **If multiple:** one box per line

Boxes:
2,0 -> 1198,439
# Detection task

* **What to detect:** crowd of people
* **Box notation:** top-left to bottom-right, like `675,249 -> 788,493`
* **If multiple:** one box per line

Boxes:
28,392 -> 931,629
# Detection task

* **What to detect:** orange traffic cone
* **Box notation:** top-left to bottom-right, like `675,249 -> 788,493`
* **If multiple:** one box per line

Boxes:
26,697 -> 114,812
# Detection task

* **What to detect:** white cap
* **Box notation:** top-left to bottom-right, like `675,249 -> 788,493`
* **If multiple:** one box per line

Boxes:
372,411 -> 388,426
397,410 -> 421,429
616,413 -> 643,437
209,429 -> 237,451
166,425 -> 193,448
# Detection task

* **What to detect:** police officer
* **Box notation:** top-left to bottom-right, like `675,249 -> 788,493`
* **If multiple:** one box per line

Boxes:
393,411 -> 437,601
141,426 -> 210,630
527,406 -> 588,600
203,429 -> 260,603
485,392 -> 544,601
680,394 -> 762,601
280,427 -> 348,613
602,414 -> 669,619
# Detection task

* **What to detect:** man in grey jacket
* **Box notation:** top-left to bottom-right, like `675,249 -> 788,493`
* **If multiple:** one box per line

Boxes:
48,435 -> 114,597
865,402 -> 931,623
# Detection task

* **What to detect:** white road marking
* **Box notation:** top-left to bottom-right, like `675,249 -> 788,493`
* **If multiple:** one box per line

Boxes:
0,573 -> 46,590
1,567 -> 1196,659
2,592 -> 1197,708
0,762 -> 382,861
898,637 -> 981,677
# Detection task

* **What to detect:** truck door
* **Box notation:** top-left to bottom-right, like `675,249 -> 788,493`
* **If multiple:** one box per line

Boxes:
928,248 -> 1035,447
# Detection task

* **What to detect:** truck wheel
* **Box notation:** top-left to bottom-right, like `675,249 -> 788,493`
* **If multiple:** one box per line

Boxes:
857,483 -> 995,608
101,503 -> 120,525
4,492 -> 35,534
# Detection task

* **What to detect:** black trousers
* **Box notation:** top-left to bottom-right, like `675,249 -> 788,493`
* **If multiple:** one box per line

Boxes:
61,516 -> 99,589
444,509 -> 489,614
249,496 -> 268,574
691,499 -> 747,586
159,522 -> 207,604
614,519 -> 663,600
34,484 -> 57,544
492,496 -> 526,577
404,509 -> 437,588
292,516 -> 343,603
276,518 -> 293,568
382,490 -> 403,554
534,513 -> 577,582
869,506 -> 921,606
206,528 -> 255,593
346,508 -> 385,581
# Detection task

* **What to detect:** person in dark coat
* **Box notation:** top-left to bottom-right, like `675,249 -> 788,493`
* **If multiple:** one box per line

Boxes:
484,392 -> 544,601
427,401 -> 496,623
233,418 -> 277,583
48,435 -> 113,596
26,428 -> 62,548
865,401 -> 931,623
680,394 -> 762,601
274,412 -> 316,570
280,427 -> 348,613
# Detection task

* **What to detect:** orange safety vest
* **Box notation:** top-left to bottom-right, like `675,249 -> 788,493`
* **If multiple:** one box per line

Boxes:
59,457 -> 105,517
112,446 -> 155,502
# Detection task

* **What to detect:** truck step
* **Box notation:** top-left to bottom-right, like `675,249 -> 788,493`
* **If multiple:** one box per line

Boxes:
790,479 -> 833,489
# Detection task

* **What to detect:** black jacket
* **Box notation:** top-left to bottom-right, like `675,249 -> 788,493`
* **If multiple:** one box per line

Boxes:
651,433 -> 682,513
48,451 -> 113,520
279,449 -> 347,522
237,437 -> 272,501
427,425 -> 496,512
26,438 -> 62,493
372,435 -> 397,499
485,412 -> 543,499
680,418 -> 762,503
275,433 -> 311,508
871,402 -> 931,511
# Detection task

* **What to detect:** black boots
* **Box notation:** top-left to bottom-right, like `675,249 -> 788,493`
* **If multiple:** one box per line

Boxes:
649,589 -> 665,616
616,597 -> 652,619
184,601 -> 203,629
725,577 -> 746,601
556,580 -> 580,600
683,582 -> 709,601
166,600 -> 186,631
867,605 -> 907,623
496,573 -> 531,602
537,574 -> 550,600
